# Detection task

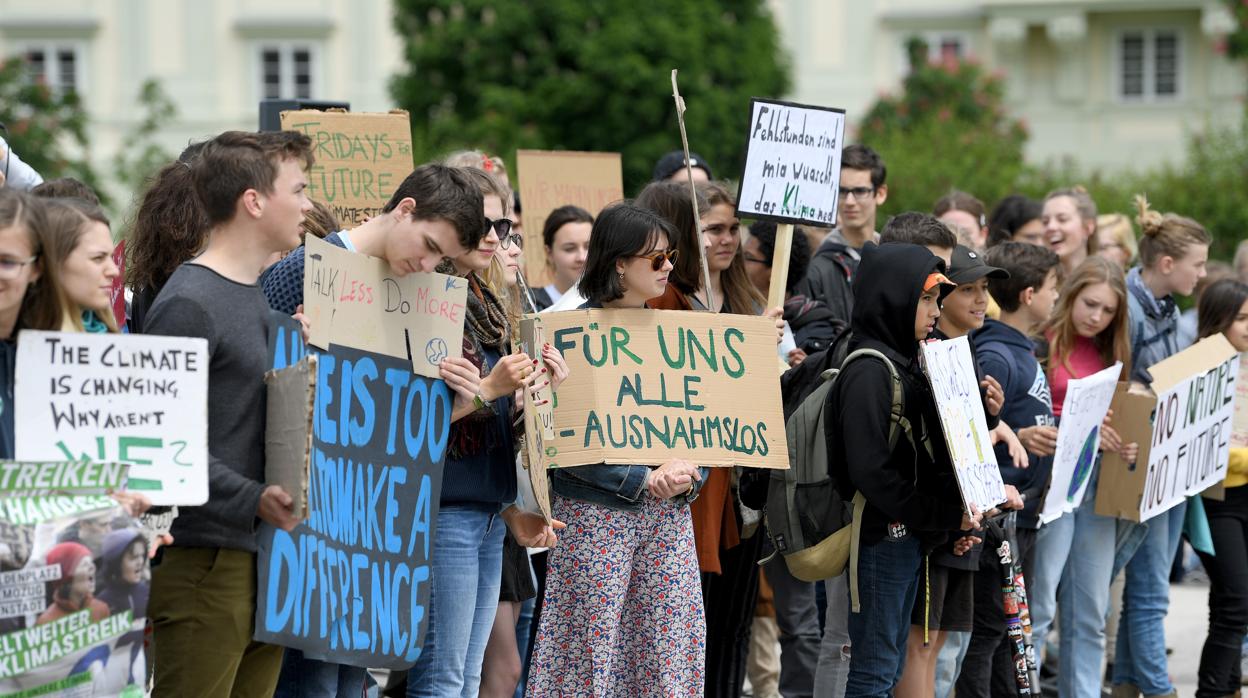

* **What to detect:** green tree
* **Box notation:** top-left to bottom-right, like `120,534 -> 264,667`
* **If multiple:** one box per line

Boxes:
112,79 -> 177,195
0,57 -> 102,197
390,0 -> 789,191
858,38 -> 1028,218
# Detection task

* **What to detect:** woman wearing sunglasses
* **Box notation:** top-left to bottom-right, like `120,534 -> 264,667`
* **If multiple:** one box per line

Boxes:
527,202 -> 706,697
406,166 -> 566,698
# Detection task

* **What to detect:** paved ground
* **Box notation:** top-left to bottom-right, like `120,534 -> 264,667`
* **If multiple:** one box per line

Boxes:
1168,578 -> 1210,697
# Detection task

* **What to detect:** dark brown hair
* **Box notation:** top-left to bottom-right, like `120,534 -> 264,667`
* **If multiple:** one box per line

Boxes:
698,182 -> 766,313
578,202 -> 674,304
125,160 -> 211,292
191,131 -> 314,226
381,164 -> 487,251
635,180 -> 707,296
986,242 -> 1060,313
31,178 -> 100,205
543,205 -> 594,249
1198,278 -> 1248,340
841,144 -> 886,189
880,211 -> 957,250
301,200 -> 339,242
933,190 -> 985,227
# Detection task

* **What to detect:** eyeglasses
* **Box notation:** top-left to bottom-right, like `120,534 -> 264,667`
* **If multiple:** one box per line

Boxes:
634,248 -> 679,271
0,255 -> 37,280
838,186 -> 875,201
485,217 -> 513,239
499,232 -> 524,250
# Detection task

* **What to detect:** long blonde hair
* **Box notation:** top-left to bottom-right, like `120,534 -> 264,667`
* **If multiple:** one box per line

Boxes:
1043,256 -> 1130,379
1134,194 -> 1212,268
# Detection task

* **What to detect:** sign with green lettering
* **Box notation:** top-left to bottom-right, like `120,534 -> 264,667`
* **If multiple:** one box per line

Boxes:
525,309 -> 788,474
281,109 -> 414,226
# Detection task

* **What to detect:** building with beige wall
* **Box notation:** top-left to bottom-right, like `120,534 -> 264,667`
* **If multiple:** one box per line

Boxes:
771,0 -> 1245,170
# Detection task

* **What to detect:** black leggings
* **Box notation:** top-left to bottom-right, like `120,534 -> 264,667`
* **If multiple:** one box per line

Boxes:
1196,487 -> 1248,698
702,531 -> 764,698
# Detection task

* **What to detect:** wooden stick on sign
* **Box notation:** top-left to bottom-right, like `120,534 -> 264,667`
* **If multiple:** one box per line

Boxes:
670,69 -> 715,312
767,223 -> 794,311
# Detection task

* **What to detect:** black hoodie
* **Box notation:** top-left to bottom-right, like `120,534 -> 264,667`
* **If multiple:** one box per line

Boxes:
826,243 -> 964,545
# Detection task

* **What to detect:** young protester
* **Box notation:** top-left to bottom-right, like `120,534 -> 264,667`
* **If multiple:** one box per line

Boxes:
22,199 -> 119,332
878,211 -> 956,266
635,180 -> 704,312
261,163 -> 489,315
531,205 -> 592,311
0,190 -> 45,457
1194,278 -> 1248,697
124,143 -> 210,333
526,202 -> 706,697
1026,256 -> 1138,698
827,240 -> 978,697
37,542 -> 110,625
956,241 -> 1061,697
987,195 -> 1045,248
933,190 -> 988,251
406,165 -> 567,698
140,130 -> 310,697
652,150 -> 714,183
1042,186 -> 1099,276
745,220 -> 841,361
95,528 -> 151,616
1096,212 -> 1138,270
1113,196 -> 1212,698
896,245 -> 1023,698
795,144 -> 887,324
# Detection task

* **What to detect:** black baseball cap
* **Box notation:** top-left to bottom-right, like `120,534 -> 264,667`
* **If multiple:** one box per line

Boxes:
652,150 -> 714,182
947,244 -> 1009,285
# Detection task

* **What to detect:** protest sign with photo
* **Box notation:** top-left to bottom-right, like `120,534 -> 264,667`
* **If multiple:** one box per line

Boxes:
14,331 -> 209,507
1232,352 -> 1248,449
281,109 -> 414,225
0,462 -> 148,698
1039,362 -> 1121,524
256,319 -> 449,669
1098,335 -> 1240,521
302,235 -> 468,379
735,98 -> 846,227
522,309 -> 786,520
515,150 -> 624,287
919,336 -> 1008,513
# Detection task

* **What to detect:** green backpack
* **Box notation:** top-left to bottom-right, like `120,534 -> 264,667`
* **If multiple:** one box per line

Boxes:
763,348 -> 926,611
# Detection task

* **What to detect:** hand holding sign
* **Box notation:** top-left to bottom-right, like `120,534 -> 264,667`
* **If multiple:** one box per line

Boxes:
1018,425 -> 1059,457
647,459 -> 703,499
258,485 -> 298,532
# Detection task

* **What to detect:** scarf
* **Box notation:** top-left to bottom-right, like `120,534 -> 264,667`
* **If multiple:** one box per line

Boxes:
82,310 -> 110,334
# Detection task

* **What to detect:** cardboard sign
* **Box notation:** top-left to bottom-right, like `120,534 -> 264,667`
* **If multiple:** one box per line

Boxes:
1232,353 -> 1248,449
518,317 -> 555,519
281,110 -> 414,225
265,355 -> 317,520
14,331 -> 209,506
257,319 -> 448,669
919,337 -> 1008,513
1097,335 -> 1240,521
0,496 -> 149,698
303,235 -> 467,379
1039,363 -> 1121,524
736,98 -> 847,227
111,241 -> 126,330
516,150 -> 624,287
526,310 -> 787,483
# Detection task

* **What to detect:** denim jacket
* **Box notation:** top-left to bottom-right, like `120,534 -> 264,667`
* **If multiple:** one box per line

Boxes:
1126,266 -> 1183,385
551,299 -> 708,511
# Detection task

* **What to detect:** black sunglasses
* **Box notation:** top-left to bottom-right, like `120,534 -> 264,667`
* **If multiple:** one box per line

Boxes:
485,217 -> 513,238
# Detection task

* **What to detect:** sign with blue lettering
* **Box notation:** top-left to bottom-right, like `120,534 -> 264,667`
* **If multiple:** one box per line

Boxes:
735,98 -> 846,227
256,318 -> 449,668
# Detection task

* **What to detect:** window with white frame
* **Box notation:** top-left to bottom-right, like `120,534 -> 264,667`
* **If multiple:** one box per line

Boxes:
256,43 -> 318,100
898,31 -> 971,74
17,43 -> 82,95
1117,29 -> 1181,101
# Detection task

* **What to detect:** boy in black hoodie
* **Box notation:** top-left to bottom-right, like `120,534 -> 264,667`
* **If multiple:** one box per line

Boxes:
828,241 -> 978,697
956,241 -> 1060,697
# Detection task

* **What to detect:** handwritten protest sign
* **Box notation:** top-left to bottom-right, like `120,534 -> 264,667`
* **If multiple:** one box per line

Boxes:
518,318 -> 555,519
524,310 -> 787,508
1039,363 -> 1121,524
1,462 -> 148,698
1097,335 -> 1240,521
1232,353 -> 1248,449
257,319 -> 448,669
281,110 -> 414,225
303,235 -> 467,379
14,331 -> 208,506
920,337 -> 1007,513
516,150 -> 623,287
736,98 -> 846,227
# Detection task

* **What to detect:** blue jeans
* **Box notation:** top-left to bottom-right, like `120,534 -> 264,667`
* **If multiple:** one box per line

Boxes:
1114,499 -> 1187,695
845,535 -> 922,698
273,650 -> 377,698
1029,469 -> 1118,698
406,506 -> 506,698
934,630 -> 970,698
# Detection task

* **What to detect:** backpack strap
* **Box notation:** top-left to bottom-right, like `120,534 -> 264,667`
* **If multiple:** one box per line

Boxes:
848,491 -> 866,613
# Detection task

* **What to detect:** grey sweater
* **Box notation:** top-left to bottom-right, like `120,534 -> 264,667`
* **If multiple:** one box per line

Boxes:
144,263 -> 271,551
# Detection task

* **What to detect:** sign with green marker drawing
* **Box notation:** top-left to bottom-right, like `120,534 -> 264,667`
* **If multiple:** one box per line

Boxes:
14,331 -> 209,506
528,309 -> 788,476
